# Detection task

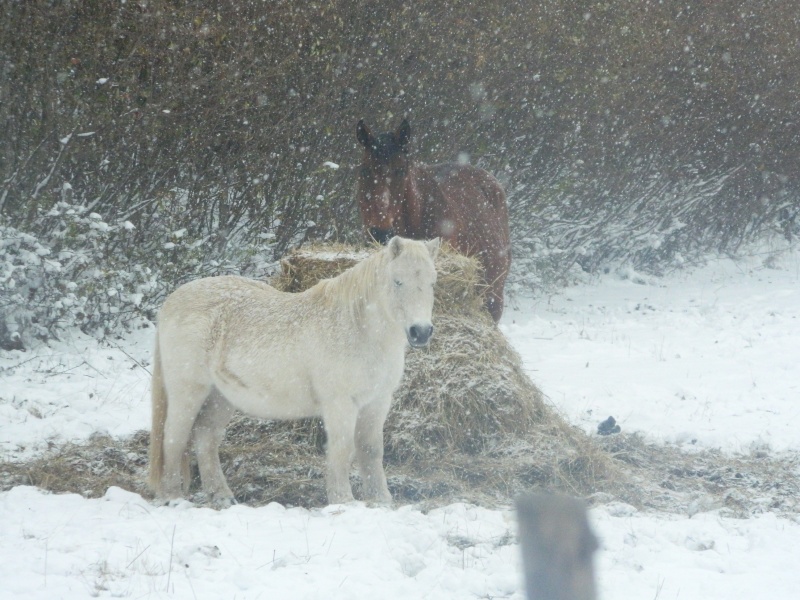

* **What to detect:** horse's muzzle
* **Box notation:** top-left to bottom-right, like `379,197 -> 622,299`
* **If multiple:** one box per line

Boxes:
407,323 -> 434,348
369,227 -> 395,245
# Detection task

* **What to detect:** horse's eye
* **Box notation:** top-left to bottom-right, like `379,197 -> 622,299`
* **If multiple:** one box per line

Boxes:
395,168 -> 406,178
360,166 -> 371,178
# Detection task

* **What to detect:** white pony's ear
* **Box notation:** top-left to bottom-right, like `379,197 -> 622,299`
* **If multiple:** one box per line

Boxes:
388,236 -> 403,259
426,237 -> 441,260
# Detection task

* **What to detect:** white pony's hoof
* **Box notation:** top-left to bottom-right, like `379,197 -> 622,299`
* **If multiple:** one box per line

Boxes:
326,493 -> 357,505
158,497 -> 194,509
321,501 -> 362,515
211,496 -> 237,510
191,492 -> 237,510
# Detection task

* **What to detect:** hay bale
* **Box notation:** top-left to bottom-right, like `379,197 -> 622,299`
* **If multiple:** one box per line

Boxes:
272,242 -> 547,458
272,243 -> 371,293
256,242 -> 621,506
272,241 -> 486,315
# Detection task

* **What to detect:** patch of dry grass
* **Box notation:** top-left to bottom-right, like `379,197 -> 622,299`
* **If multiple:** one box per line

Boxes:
597,433 -> 800,517
4,427 -> 798,517
0,432 -> 150,500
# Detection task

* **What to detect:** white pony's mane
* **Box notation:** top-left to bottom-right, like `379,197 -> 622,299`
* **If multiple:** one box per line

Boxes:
309,247 -> 390,323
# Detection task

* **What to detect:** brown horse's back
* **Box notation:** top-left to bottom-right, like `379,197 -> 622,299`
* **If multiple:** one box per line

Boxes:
431,164 -> 508,212
428,164 -> 511,321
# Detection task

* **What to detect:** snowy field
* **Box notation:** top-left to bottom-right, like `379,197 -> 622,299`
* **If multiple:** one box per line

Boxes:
1,244 -> 799,599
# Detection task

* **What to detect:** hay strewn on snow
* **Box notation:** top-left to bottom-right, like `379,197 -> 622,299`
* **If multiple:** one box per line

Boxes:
3,242 -> 800,514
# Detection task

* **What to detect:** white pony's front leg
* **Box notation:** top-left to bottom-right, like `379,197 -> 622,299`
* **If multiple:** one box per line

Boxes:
355,398 -> 392,505
321,402 -> 359,504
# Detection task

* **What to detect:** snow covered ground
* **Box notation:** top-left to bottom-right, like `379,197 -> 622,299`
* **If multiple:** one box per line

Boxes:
1,244 -> 799,599
504,248 -> 800,454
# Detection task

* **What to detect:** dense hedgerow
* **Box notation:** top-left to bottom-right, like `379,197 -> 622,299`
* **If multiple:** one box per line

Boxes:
1,1 -> 799,343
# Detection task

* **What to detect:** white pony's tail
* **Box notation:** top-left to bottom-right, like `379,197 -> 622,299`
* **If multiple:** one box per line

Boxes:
148,331 -> 167,493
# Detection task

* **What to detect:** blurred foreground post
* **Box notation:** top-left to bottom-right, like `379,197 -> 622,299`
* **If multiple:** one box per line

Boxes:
516,494 -> 599,600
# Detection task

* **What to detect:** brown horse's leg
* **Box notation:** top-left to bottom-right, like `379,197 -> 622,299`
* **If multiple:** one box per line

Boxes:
484,254 -> 510,323
487,290 -> 504,322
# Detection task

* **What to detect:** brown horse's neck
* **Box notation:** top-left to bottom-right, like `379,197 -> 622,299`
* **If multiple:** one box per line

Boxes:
402,163 -> 447,240
401,163 -> 424,235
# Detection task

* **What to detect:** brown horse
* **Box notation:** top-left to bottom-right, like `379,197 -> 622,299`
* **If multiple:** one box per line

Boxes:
356,119 -> 511,321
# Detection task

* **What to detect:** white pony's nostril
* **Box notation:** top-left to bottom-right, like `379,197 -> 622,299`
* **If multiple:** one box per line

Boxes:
408,323 -> 434,347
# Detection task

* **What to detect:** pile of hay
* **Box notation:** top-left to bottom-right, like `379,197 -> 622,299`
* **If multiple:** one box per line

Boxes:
223,242 -> 624,507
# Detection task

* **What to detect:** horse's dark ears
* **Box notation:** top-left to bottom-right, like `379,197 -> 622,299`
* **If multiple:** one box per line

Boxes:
357,119 -> 373,148
396,119 -> 412,149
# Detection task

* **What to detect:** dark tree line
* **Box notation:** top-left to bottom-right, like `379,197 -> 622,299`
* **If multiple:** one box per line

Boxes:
1,0 -> 799,344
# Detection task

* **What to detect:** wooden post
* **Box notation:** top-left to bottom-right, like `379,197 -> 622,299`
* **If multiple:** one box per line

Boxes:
516,494 -> 599,600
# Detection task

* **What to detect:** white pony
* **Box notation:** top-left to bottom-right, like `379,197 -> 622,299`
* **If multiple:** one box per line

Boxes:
149,236 -> 440,507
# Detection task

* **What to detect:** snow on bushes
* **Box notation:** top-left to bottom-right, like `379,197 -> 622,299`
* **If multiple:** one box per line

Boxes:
0,202 -> 280,349
0,204 -> 157,348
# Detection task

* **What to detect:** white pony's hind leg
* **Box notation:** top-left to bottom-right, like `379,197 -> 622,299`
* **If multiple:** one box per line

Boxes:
160,380 -> 210,502
354,399 -> 392,505
192,389 -> 236,508
321,402 -> 359,504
